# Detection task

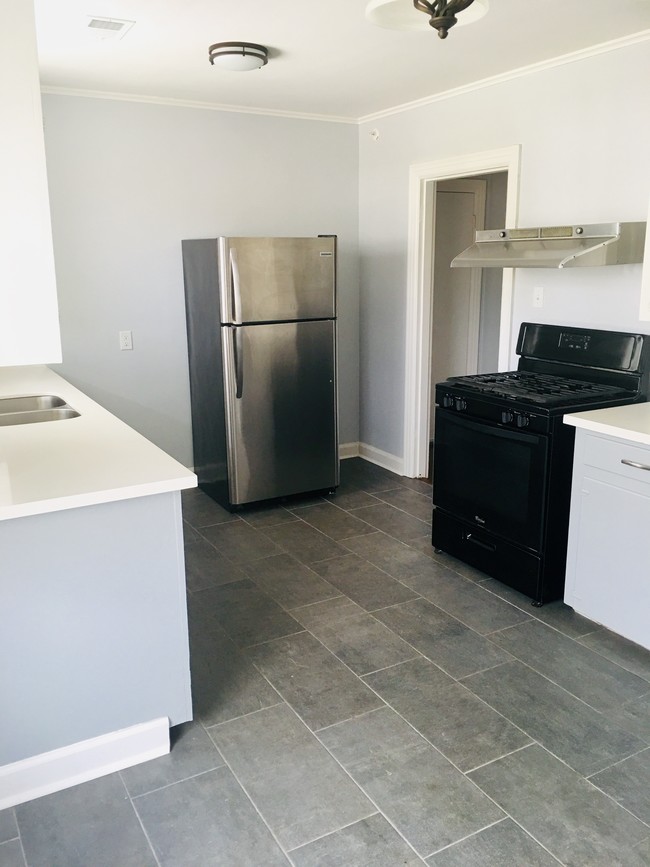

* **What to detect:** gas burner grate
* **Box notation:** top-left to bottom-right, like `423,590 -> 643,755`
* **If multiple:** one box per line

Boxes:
447,371 -> 629,406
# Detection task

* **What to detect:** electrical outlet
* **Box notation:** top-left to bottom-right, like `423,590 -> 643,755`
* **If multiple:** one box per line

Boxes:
119,330 -> 133,351
533,287 -> 544,308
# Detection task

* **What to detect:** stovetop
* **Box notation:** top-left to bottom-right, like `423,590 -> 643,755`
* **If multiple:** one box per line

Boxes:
443,371 -> 631,408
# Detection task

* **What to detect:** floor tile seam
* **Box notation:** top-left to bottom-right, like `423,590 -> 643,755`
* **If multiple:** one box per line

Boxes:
282,811 -> 383,856
403,584 -> 534,638
426,814 -> 567,867
358,653 -> 424,679
433,674 -> 539,753
346,504 -> 431,536
456,664 -> 648,771
327,675 -> 515,787
368,573 -> 528,644
122,762 -> 227,801
9,833 -> 28,867
421,817 -> 508,862
201,699 -> 288,734
579,763 -> 650,832
242,625 -> 308,650
478,644 -> 650,716
586,743 -> 650,782
127,794 -> 164,867
465,581 -> 537,619
355,490 -> 433,522
287,614 -> 425,674
196,731 -> 295,861
463,741 -> 537,776
488,618 -> 650,688
574,637 -> 650,686
306,714 -> 449,862
482,736 -> 650,808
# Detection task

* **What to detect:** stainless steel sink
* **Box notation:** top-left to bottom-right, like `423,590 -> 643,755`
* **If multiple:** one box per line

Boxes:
0,394 -> 68,413
0,395 -> 79,426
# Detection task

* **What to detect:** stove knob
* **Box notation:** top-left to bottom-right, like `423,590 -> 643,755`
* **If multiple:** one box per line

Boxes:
442,394 -> 454,409
515,413 -> 530,428
501,410 -> 514,425
454,398 -> 467,412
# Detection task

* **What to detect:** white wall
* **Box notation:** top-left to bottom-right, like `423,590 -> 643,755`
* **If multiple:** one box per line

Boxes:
42,95 -> 359,466
358,40 -> 650,461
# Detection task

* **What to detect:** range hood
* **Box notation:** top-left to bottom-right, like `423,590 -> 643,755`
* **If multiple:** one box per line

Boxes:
451,222 -> 646,269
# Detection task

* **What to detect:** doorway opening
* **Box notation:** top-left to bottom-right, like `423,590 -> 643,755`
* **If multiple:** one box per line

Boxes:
403,146 -> 521,479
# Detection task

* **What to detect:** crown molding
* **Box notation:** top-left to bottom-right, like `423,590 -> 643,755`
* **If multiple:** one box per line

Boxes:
359,29 -> 650,123
41,29 -> 650,126
39,86 -> 357,125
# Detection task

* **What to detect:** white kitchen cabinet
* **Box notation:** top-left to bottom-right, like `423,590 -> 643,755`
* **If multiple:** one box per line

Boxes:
0,0 -> 61,365
564,428 -> 650,650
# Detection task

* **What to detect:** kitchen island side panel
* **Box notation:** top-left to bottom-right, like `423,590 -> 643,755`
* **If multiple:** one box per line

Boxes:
0,491 -> 192,766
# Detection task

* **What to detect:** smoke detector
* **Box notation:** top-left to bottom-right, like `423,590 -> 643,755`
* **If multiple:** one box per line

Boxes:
87,17 -> 135,41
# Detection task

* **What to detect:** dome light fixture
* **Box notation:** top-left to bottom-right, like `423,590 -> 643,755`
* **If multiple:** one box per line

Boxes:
366,0 -> 488,39
208,42 -> 268,72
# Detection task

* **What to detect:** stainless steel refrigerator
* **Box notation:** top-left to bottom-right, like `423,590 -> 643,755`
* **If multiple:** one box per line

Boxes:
182,236 -> 339,508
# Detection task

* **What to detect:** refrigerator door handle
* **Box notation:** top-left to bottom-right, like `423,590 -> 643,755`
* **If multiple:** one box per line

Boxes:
233,327 -> 244,399
217,237 -> 231,323
230,248 -> 243,325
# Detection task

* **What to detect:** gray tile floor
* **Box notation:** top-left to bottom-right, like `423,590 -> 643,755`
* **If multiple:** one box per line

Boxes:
4,458 -> 650,865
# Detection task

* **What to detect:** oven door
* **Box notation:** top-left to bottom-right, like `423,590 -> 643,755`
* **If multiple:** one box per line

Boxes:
433,409 -> 549,552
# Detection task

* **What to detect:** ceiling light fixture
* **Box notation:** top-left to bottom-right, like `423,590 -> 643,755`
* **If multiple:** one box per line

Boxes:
366,0 -> 488,38
208,42 -> 268,72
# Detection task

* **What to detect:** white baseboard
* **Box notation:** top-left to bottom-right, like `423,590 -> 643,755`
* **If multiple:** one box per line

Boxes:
0,717 -> 170,810
358,442 -> 405,476
339,442 -> 360,459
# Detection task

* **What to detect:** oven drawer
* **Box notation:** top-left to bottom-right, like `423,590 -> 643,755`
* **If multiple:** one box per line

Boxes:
432,509 -> 548,603
583,434 -> 650,485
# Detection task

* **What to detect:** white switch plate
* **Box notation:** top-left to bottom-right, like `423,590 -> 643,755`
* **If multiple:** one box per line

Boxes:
119,330 -> 133,351
533,287 -> 544,308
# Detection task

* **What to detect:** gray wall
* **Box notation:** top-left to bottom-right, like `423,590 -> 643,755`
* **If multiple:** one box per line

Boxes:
358,42 -> 650,461
43,96 -> 359,466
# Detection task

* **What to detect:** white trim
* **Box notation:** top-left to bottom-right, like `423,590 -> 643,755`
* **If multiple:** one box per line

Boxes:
40,86 -> 356,125
403,146 -> 521,479
41,31 -> 650,126
359,31 -> 650,123
358,442 -> 404,476
0,718 -> 169,810
339,442 -> 360,459
641,195 -> 650,322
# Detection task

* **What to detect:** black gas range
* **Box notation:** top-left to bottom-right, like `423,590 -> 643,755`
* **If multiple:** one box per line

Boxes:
432,323 -> 650,605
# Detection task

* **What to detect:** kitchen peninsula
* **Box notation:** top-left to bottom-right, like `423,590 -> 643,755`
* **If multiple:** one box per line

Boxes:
564,402 -> 650,651
0,365 -> 196,809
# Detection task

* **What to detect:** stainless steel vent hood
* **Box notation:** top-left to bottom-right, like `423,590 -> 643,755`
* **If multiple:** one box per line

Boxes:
451,222 -> 646,269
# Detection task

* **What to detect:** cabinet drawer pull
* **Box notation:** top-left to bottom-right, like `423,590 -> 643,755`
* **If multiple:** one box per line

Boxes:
463,532 -> 496,553
621,459 -> 650,471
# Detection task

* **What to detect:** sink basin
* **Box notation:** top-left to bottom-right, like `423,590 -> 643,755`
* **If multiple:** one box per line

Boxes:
0,395 -> 80,427
0,394 -> 67,413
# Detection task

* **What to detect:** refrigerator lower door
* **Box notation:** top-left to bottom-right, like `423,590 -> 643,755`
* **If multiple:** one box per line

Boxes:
222,319 -> 338,505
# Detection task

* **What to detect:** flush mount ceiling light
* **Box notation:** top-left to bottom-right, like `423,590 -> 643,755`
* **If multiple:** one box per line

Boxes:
366,0 -> 488,38
208,42 -> 268,71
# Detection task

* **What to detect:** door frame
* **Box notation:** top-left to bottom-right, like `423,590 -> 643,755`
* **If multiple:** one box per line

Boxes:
403,145 -> 521,478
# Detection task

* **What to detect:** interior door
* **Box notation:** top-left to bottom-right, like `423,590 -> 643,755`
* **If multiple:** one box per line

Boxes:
430,179 -> 486,435
223,319 -> 338,504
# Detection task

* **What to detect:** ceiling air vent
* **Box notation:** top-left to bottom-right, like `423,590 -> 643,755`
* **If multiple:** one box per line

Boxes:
87,17 -> 135,40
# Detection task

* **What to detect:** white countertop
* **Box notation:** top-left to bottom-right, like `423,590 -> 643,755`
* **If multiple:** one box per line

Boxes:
0,366 -> 196,520
564,401 -> 650,447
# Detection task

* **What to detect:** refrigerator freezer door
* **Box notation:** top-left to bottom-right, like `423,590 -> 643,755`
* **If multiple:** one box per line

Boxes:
222,319 -> 338,504
220,237 -> 335,324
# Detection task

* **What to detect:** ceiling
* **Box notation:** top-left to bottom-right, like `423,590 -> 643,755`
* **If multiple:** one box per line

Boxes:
34,0 -> 650,122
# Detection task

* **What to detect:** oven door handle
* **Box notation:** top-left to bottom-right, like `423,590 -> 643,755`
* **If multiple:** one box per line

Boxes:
463,531 -> 497,553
